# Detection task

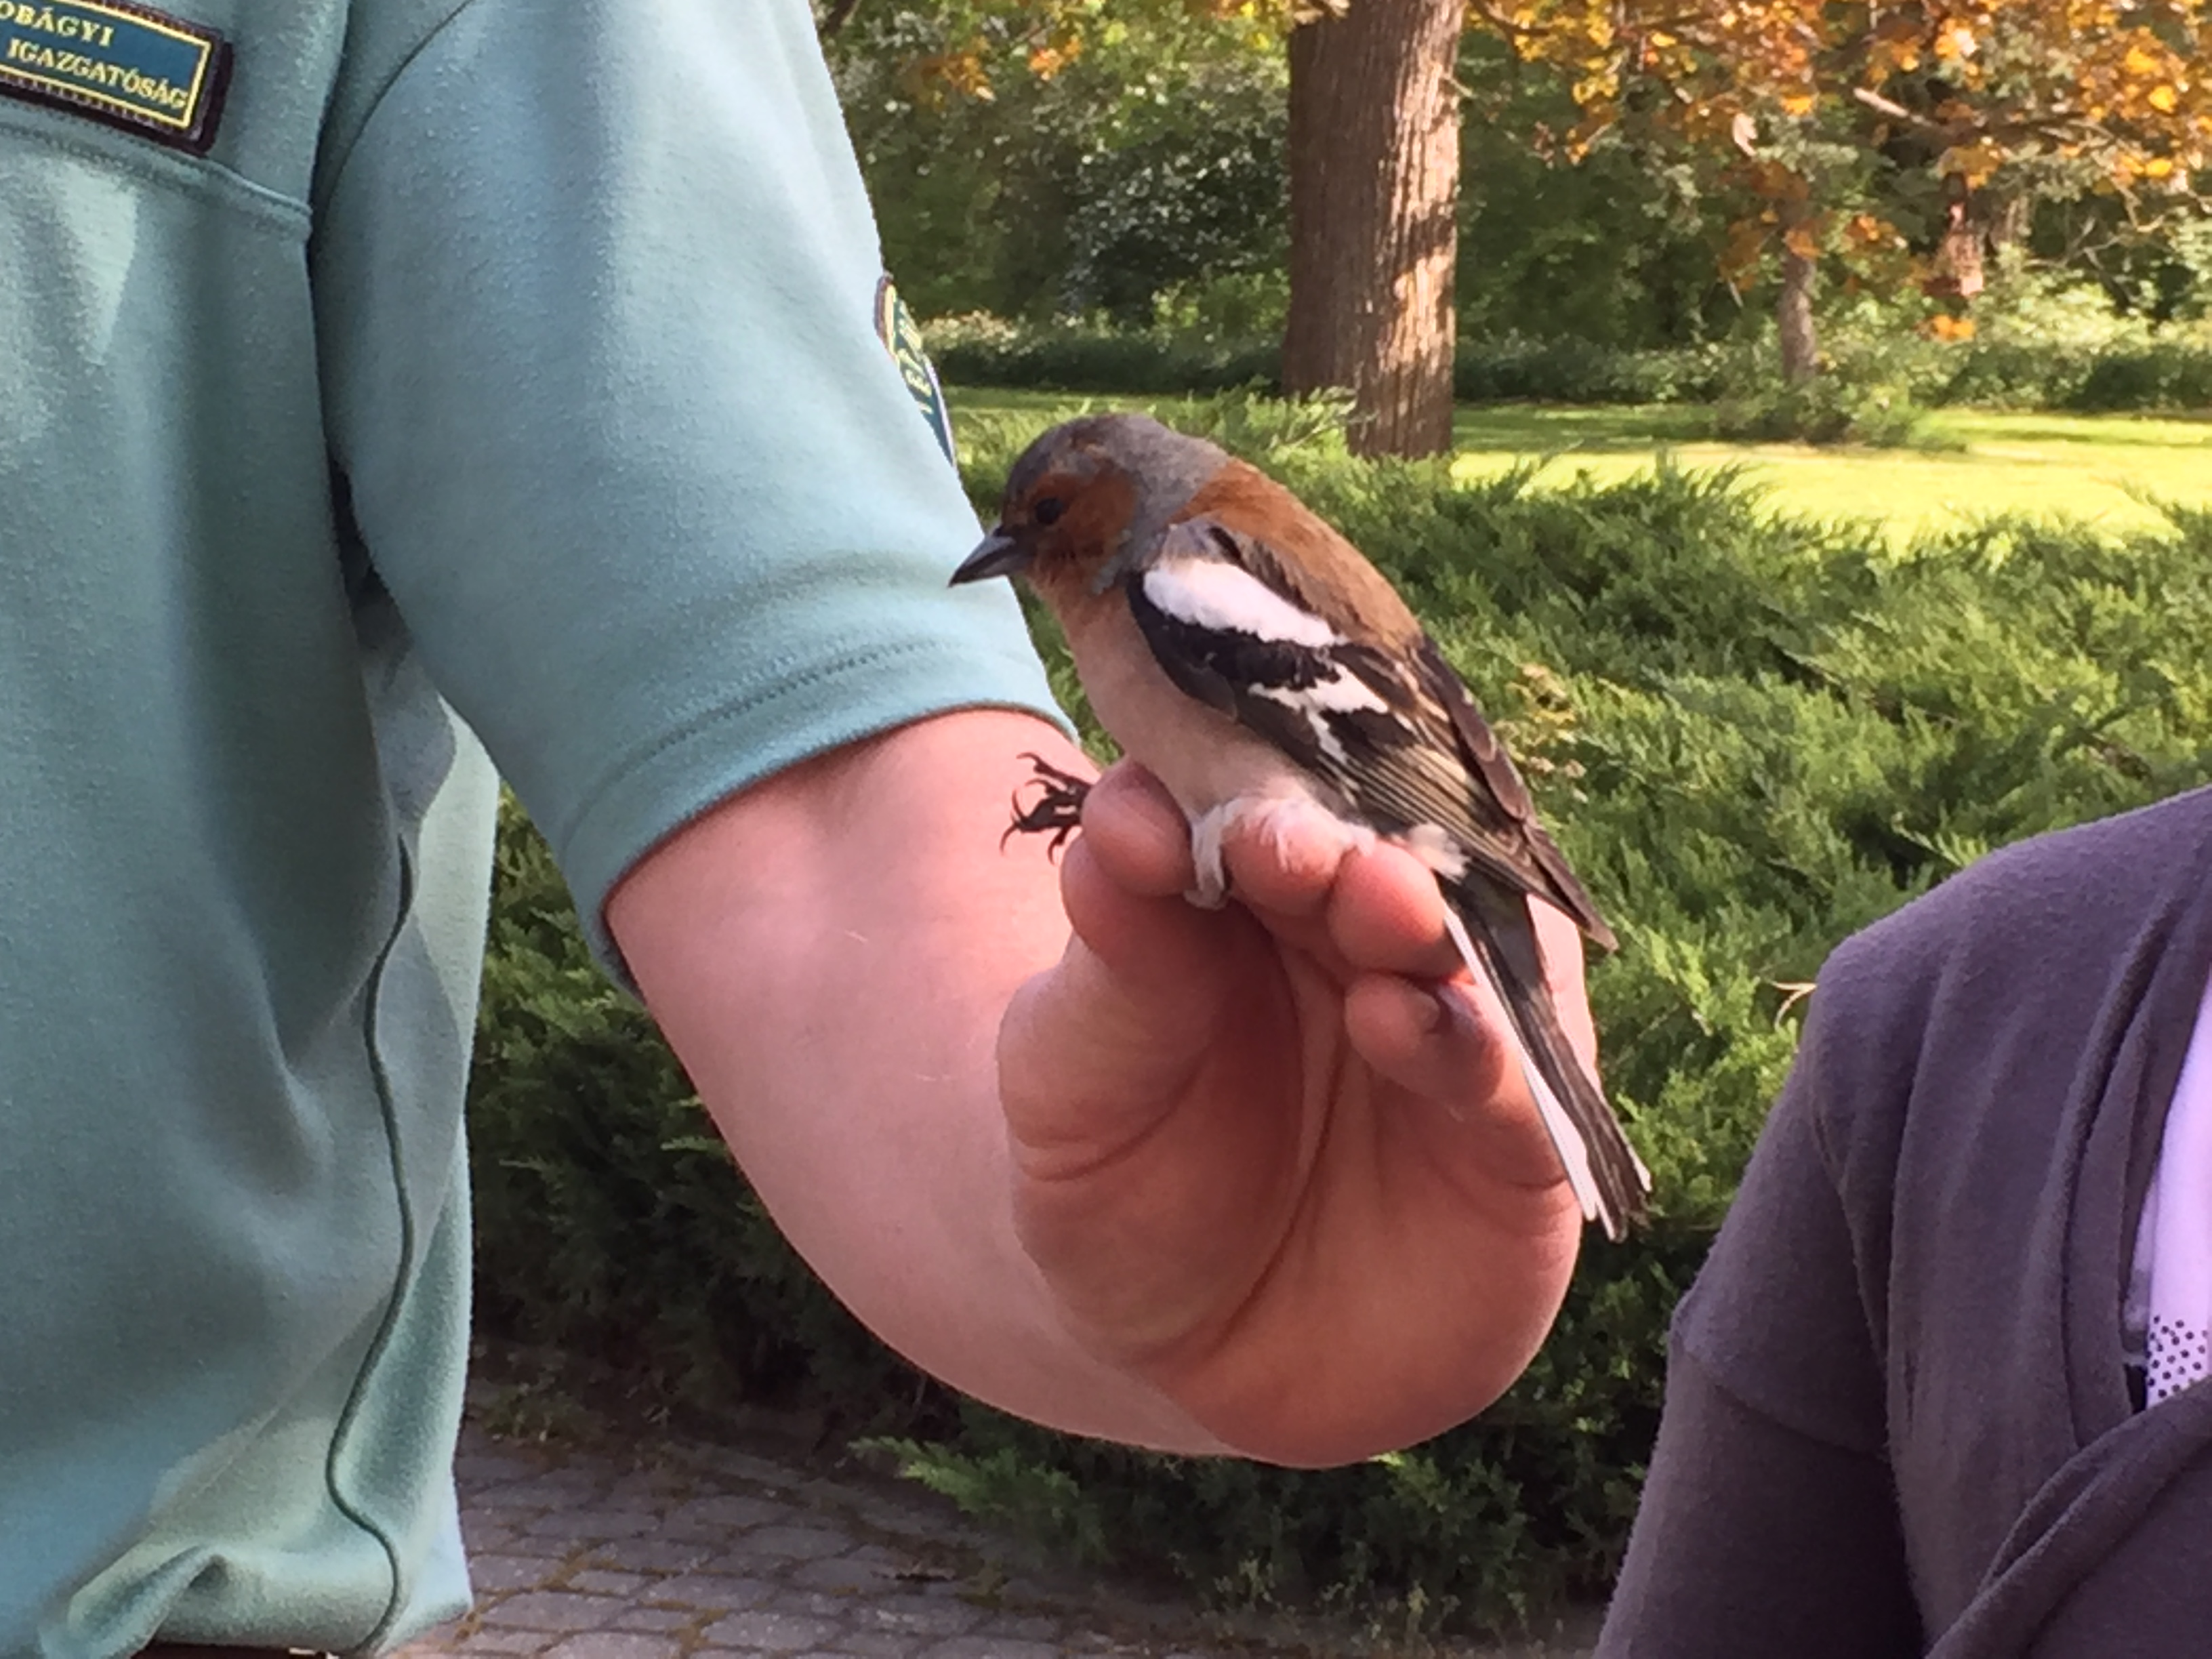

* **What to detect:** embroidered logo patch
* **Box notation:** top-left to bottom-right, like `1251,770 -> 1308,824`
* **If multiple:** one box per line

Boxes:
0,0 -> 230,155
874,276 -> 956,467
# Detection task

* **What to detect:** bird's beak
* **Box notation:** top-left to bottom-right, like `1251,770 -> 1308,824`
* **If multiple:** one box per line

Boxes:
951,529 -> 1033,586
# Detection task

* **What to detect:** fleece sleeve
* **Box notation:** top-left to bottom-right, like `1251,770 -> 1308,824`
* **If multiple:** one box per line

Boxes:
1596,988 -> 1925,1658
309,0 -> 1060,957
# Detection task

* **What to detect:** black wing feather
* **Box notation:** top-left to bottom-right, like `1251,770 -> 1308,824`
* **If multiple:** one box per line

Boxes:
1130,528 -> 1610,946
1125,514 -> 1648,1237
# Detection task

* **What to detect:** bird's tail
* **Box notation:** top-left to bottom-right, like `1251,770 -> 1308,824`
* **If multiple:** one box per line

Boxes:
1439,899 -> 1651,1242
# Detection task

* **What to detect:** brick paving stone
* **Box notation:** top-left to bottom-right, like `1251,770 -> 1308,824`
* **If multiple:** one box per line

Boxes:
453,1632 -> 546,1654
464,1491 -> 539,1513
786,1557 -> 892,1593
665,1494 -> 790,1530
469,1555 -> 573,1593
916,1638 -> 1063,1659
563,1570 -> 653,1597
481,1592 -> 623,1633
480,1475 -> 606,1509
848,1598 -> 981,1639
821,1636 -> 933,1659
642,1573 -> 779,1612
460,1468 -> 567,1496
607,1610 -> 697,1635
482,1477 -> 601,1504
398,1403 -> 1599,1659
698,1611 -> 842,1652
760,1590 -> 858,1622
523,1511 -> 659,1544
739,1525 -> 854,1563
458,1522 -> 521,1556
539,1634 -> 684,1659
651,1521 -> 727,1547
455,1453 -> 540,1485
581,1539 -> 714,1574
901,1580 -> 970,1602
462,1510 -> 553,1538
977,1615 -> 1064,1642
601,1471 -> 689,1502
693,1448 -> 806,1490
463,1496 -> 550,1524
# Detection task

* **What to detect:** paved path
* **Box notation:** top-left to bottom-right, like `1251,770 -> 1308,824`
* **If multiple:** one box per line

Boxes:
397,1404 -> 1600,1659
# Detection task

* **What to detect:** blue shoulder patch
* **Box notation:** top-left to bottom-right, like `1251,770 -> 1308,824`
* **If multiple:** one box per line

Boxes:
0,0 -> 229,155
874,276 -> 957,468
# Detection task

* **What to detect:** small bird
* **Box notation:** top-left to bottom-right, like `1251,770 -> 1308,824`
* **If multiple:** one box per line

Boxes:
951,413 -> 1651,1240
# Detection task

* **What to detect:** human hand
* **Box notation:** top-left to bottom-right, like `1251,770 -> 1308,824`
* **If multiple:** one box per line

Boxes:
998,760 -> 1586,1467
609,710 -> 1586,1464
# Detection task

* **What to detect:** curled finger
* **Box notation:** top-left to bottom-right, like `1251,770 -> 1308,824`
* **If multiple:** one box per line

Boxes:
1343,974 -> 1569,1195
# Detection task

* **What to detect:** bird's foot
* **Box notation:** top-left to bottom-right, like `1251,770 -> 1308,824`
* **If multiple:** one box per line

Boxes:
1001,752 -> 1092,858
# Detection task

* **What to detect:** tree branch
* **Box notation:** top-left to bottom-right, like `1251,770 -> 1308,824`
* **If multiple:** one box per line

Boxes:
1464,0 -> 1540,39
1850,84 -> 1944,131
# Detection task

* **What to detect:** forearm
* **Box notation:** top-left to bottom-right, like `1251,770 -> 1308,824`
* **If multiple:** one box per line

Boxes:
1599,1342 -> 1922,1656
605,707 -> 1225,1452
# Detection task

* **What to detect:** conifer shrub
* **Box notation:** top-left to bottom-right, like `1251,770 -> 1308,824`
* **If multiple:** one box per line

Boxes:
467,395 -> 2212,1635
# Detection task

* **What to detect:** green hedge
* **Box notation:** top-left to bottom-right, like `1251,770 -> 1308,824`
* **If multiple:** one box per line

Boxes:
924,315 -> 2212,417
468,394 -> 2212,1636
927,316 -> 1283,396
924,321 -> 1734,405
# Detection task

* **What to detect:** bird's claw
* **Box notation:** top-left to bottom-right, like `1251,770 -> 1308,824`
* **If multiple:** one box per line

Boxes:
1002,752 -> 1092,857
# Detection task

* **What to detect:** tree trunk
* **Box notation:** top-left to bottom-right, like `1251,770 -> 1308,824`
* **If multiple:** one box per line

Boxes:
1282,0 -> 1465,459
1777,216 -> 1820,384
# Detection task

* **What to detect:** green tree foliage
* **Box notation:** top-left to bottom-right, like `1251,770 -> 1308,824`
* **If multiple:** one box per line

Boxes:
470,390 -> 2212,1634
824,0 -> 1287,324
822,0 -> 2210,416
828,7 -> 1745,351
1454,33 -> 1735,348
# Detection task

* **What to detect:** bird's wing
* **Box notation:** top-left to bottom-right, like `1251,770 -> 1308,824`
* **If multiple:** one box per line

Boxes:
1127,516 -> 1614,947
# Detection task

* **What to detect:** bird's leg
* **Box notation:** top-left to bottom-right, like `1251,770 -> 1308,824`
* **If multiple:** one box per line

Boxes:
1185,794 -> 1374,911
1001,752 -> 1091,858
1186,805 -> 1235,909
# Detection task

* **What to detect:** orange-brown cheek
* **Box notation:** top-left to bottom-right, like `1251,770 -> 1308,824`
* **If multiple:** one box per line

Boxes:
1047,472 -> 1139,572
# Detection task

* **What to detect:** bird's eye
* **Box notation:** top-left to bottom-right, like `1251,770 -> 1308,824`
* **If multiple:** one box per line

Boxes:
1032,497 -> 1067,526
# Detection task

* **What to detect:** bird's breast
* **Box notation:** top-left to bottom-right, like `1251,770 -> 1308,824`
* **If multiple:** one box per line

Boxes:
1061,593 -> 1345,824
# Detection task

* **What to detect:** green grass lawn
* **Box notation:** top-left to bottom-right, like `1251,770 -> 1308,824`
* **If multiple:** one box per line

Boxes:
947,387 -> 2212,544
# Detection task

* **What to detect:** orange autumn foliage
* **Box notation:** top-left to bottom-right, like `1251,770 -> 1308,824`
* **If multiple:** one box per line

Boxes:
1467,0 -> 2210,289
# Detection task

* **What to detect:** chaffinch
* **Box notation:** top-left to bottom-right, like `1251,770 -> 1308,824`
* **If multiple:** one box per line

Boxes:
952,412 -> 1651,1241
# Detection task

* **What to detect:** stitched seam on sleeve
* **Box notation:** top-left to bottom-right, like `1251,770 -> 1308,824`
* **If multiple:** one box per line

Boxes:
542,636 -> 1052,857
0,102 -> 308,223
313,0 -> 485,216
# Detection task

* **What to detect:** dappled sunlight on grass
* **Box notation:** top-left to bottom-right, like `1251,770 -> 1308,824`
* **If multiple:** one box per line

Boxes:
1442,405 -> 2211,544
946,386 -> 2212,544
1449,403 -> 1717,451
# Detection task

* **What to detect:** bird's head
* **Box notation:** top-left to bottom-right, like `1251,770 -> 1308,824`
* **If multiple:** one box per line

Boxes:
951,413 -> 1227,600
